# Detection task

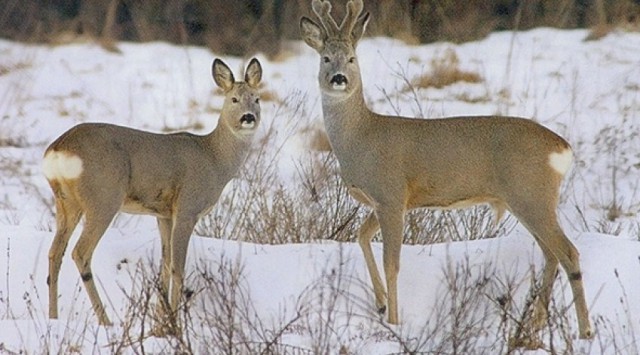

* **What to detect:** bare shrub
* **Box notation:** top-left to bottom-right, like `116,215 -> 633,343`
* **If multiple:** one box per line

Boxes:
109,253 -> 308,354
193,255 -> 286,354
585,111 -> 640,234
491,263 -> 592,354
0,55 -> 35,148
5,231 -> 639,354
376,256 -> 506,354
403,207 -> 517,245
294,247 -> 376,354
196,105 -> 360,244
197,56 -> 508,248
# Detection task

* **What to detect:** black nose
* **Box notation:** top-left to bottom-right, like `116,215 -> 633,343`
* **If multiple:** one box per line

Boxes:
240,113 -> 256,124
331,74 -> 348,85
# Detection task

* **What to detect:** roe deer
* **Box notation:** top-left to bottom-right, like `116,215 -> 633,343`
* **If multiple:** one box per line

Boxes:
43,58 -> 263,329
300,0 -> 593,341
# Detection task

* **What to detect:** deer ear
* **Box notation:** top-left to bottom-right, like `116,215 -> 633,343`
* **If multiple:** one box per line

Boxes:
351,12 -> 370,45
212,58 -> 235,91
245,58 -> 262,88
300,17 -> 325,52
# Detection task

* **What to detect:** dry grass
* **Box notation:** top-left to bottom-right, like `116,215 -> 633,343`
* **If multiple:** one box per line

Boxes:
0,62 -> 31,77
6,238 -> 638,354
408,49 -> 483,91
3,27 -> 640,352
259,88 -> 281,103
584,23 -> 615,41
4,97 -> 639,353
299,123 -> 332,153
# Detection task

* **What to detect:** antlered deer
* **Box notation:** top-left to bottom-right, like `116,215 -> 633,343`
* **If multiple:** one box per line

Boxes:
300,0 -> 592,341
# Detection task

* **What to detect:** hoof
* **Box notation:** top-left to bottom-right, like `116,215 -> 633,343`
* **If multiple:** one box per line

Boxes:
377,305 -> 386,315
508,335 -> 543,350
151,303 -> 180,337
150,325 -> 168,338
98,317 -> 113,327
580,328 -> 595,339
150,322 -> 180,337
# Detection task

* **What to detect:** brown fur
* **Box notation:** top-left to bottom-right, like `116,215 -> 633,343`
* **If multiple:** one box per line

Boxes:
301,0 -> 593,341
44,58 -> 263,330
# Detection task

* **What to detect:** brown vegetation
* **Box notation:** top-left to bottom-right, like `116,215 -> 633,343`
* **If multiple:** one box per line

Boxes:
409,48 -> 483,90
1,0 -> 639,57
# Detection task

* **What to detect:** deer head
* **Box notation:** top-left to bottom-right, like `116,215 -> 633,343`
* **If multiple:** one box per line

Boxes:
213,58 -> 263,136
300,0 -> 370,99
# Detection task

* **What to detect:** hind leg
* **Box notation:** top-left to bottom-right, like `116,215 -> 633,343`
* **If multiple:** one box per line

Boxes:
71,197 -> 122,326
548,228 -> 592,338
48,191 -> 83,320
510,203 -> 592,339
531,238 -> 559,331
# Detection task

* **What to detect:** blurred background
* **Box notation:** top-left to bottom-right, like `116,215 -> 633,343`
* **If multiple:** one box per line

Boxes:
1,0 -> 639,57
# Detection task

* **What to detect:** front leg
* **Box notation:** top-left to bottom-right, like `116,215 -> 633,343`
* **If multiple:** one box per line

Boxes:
169,214 -> 198,316
151,213 -> 197,336
375,205 -> 405,325
156,217 -> 173,315
357,211 -> 386,313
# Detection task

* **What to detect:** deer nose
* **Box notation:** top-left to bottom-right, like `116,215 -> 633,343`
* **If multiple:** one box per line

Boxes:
240,113 -> 256,127
330,74 -> 348,86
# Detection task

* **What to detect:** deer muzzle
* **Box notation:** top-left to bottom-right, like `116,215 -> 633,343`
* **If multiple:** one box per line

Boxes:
330,73 -> 348,90
240,113 -> 257,129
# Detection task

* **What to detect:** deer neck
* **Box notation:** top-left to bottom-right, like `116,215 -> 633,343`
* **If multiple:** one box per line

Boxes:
321,84 -> 369,137
205,117 -> 253,177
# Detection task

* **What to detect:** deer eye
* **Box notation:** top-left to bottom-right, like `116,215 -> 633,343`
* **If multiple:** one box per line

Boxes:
323,56 -> 330,63
231,97 -> 239,103
255,97 -> 260,104
348,57 -> 356,63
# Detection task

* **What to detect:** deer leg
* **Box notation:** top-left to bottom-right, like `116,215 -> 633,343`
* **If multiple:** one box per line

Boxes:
489,201 -> 508,232
48,196 -> 82,320
548,229 -> 593,339
511,204 -> 593,339
535,225 -> 592,338
357,211 -> 386,313
149,216 -> 179,336
375,206 -> 405,325
156,217 -> 173,313
531,238 -> 559,331
168,215 -> 197,318
71,206 -> 119,326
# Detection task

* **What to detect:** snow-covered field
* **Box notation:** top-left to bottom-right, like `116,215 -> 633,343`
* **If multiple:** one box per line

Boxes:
0,27 -> 639,354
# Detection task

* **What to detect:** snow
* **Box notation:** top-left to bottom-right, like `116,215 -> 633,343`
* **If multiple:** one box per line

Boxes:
1,27 -> 639,353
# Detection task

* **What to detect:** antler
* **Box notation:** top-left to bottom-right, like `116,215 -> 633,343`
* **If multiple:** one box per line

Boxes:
311,0 -> 339,37
341,0 -> 364,35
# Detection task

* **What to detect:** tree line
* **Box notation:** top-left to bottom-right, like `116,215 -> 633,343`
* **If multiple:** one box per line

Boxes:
1,0 -> 638,57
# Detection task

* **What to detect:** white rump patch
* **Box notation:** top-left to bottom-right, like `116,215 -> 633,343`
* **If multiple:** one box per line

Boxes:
42,151 -> 84,180
548,148 -> 573,175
